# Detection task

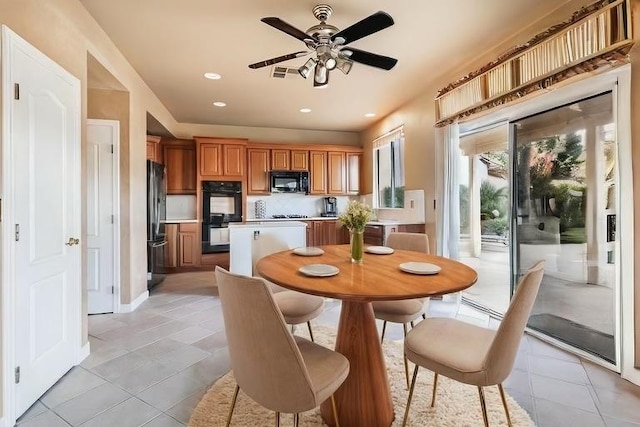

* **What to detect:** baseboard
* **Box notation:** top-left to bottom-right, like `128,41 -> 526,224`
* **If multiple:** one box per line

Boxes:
77,342 -> 91,364
119,290 -> 149,313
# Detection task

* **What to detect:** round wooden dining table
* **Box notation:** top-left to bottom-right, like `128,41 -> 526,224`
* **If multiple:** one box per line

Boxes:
256,244 -> 477,427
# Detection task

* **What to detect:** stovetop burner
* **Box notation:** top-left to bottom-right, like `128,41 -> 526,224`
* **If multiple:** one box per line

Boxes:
271,214 -> 309,219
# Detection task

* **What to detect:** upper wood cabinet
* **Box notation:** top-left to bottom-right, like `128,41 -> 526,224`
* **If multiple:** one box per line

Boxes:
309,151 -> 327,195
199,143 -> 222,176
146,135 -> 162,163
247,148 -> 270,194
196,137 -> 247,179
346,152 -> 361,195
327,151 -> 346,195
291,150 -> 308,171
271,149 -> 290,170
163,140 -> 196,194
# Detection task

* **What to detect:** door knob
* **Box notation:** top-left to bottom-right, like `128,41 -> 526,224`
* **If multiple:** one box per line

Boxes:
65,237 -> 80,246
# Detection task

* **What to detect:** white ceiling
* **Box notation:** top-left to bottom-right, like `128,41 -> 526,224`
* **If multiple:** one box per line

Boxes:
80,0 -> 570,132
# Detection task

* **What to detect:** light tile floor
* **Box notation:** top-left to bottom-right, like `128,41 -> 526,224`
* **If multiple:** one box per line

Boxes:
15,272 -> 640,427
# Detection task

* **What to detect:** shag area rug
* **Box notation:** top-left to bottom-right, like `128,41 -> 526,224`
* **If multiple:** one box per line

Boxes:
189,325 -> 535,426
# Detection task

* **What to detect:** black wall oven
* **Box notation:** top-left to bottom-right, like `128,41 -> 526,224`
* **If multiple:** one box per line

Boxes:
202,181 -> 242,254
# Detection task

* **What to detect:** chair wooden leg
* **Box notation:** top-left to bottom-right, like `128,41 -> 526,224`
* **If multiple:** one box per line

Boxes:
307,321 -> 315,342
293,413 -> 299,427
226,384 -> 240,427
275,412 -> 280,427
330,394 -> 340,427
478,386 -> 490,427
403,323 -> 410,389
402,366 -> 419,427
381,320 -> 387,343
430,373 -> 439,407
498,383 -> 513,426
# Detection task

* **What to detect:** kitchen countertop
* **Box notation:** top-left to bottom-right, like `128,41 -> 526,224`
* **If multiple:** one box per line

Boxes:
162,219 -> 198,223
229,221 -> 308,228
366,220 -> 425,226
246,217 -> 339,222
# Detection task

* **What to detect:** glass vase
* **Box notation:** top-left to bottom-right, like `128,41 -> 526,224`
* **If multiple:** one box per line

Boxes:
350,230 -> 364,264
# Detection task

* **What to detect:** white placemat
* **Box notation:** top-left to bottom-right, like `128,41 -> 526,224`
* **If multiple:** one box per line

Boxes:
292,247 -> 325,256
298,264 -> 339,277
365,246 -> 395,255
399,262 -> 441,275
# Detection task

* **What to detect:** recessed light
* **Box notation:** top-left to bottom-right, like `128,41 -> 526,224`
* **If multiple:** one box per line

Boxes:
204,72 -> 222,80
299,108 -> 312,113
213,101 -> 226,107
365,113 -> 376,117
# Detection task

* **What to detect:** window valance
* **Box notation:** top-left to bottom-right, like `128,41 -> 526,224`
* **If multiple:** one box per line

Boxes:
435,0 -> 634,127
373,126 -> 404,148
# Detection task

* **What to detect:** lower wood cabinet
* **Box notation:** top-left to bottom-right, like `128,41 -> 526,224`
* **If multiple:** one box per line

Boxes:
305,220 -> 350,246
163,222 -> 200,268
364,224 -> 427,246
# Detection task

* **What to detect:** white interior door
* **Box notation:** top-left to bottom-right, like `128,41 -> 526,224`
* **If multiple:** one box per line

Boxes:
87,120 -> 119,314
3,27 -> 82,417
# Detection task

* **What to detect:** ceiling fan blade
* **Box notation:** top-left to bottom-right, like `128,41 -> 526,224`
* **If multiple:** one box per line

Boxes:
261,17 -> 313,42
331,11 -> 394,45
342,48 -> 397,70
248,51 -> 309,69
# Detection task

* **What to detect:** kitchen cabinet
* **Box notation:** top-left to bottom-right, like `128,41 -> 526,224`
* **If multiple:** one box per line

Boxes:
196,137 -> 247,179
291,150 -> 308,170
309,151 -> 327,195
162,222 -> 200,268
163,140 -> 196,194
364,223 -> 427,246
146,135 -> 162,163
178,223 -> 199,266
364,225 -> 384,246
327,151 -> 346,195
163,224 -> 179,268
271,149 -> 289,170
247,148 -> 270,194
223,144 -> 244,177
346,152 -> 361,195
305,220 -> 349,246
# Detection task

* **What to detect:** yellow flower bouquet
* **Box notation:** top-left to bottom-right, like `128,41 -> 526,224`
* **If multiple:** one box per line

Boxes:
338,200 -> 373,263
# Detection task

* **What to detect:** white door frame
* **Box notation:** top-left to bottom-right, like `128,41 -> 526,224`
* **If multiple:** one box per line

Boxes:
87,119 -> 122,313
1,26 -> 85,426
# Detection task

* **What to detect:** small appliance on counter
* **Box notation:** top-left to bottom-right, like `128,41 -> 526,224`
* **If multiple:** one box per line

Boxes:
321,196 -> 338,217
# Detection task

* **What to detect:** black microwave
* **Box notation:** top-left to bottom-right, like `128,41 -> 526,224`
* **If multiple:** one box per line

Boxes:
270,171 -> 309,194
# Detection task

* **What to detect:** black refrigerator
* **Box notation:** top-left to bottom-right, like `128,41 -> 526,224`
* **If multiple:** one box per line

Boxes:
147,160 -> 167,287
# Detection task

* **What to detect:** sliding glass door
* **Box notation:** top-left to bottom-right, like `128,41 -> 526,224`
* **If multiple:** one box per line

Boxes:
512,92 -> 617,363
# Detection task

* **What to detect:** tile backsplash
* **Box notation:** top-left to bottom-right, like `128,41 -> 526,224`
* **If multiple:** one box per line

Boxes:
246,194 -> 355,219
166,195 -> 197,219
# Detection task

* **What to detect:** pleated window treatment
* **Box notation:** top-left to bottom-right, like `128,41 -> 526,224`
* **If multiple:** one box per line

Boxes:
435,124 -> 460,259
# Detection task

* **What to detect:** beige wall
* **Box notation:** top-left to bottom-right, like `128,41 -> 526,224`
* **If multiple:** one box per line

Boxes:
361,0 -> 639,373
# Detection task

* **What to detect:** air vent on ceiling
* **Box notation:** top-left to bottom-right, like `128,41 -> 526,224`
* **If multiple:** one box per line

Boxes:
271,66 -> 300,79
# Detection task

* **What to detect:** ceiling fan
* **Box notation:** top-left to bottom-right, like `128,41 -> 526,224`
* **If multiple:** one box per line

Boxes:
248,4 -> 398,87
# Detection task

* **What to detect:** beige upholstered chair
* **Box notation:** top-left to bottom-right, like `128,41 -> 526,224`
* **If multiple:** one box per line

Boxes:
402,260 -> 545,427
215,267 -> 349,427
266,280 -> 324,342
372,232 -> 430,387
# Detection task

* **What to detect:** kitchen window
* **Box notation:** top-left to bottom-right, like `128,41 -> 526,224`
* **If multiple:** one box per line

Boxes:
374,127 -> 405,208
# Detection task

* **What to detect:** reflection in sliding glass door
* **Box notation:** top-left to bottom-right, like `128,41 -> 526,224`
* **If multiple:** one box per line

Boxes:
512,92 -> 617,364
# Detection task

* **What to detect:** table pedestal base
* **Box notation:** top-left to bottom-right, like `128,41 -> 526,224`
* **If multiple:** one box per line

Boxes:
320,301 -> 394,426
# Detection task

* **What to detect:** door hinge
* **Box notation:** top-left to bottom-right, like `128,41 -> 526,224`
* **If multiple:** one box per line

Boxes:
111,286 -> 115,294
111,215 -> 115,224
14,366 -> 20,384
15,224 -> 20,241
110,145 -> 114,154
14,83 -> 19,100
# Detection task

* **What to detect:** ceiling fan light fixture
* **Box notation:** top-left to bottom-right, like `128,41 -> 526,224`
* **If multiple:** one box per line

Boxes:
313,63 -> 328,88
298,58 -> 317,79
336,57 -> 353,74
